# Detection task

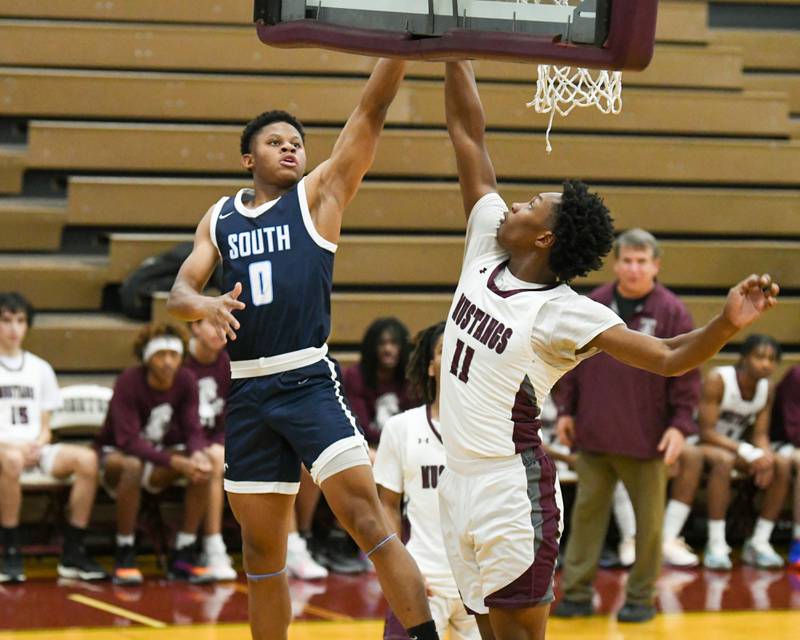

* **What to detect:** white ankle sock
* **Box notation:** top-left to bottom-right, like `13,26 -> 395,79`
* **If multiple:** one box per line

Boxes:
663,500 -> 691,542
204,533 -> 226,554
708,520 -> 727,549
750,518 -> 775,546
116,534 -> 135,547
175,532 -> 197,550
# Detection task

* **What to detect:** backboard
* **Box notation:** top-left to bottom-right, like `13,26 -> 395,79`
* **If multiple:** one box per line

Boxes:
255,1 -> 659,70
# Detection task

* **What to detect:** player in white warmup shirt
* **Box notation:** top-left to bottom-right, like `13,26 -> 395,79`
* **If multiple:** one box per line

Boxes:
375,322 -> 480,640
439,61 -> 781,640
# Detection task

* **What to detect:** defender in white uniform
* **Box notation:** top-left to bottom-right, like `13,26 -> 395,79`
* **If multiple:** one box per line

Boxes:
441,61 -> 781,639
0,292 -> 106,583
696,335 -> 790,570
375,322 -> 479,640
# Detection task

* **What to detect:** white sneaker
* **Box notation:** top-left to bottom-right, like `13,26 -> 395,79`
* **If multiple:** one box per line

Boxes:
287,537 -> 328,580
663,537 -> 699,568
618,537 -> 636,567
205,549 -> 238,581
742,539 -> 785,569
703,542 -> 733,571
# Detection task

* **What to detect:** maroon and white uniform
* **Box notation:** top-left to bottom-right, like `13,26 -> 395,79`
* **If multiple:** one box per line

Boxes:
438,192 -> 622,614
374,405 -> 479,640
95,366 -> 206,491
713,365 -> 769,441
185,348 -> 230,446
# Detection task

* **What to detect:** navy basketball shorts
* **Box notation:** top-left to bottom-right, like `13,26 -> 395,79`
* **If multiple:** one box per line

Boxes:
223,356 -> 368,494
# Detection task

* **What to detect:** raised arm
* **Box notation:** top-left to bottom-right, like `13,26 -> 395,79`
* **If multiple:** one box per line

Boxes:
589,274 -> 779,377
305,58 -> 406,244
167,207 -> 245,340
445,61 -> 498,216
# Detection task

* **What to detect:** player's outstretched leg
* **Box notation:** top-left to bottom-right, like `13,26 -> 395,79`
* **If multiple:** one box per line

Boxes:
321,465 -> 439,639
227,493 -> 295,640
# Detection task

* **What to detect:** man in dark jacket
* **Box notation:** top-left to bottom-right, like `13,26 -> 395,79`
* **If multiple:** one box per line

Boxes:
552,228 -> 701,623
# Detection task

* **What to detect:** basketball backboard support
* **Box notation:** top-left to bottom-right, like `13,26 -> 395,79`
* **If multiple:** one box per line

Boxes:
254,0 -> 659,70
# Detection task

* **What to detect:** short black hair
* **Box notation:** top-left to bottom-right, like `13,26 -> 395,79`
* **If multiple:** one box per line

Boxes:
240,110 -> 306,156
407,321 -> 446,406
0,292 -> 34,326
739,333 -> 782,362
358,317 -> 411,390
548,180 -> 615,283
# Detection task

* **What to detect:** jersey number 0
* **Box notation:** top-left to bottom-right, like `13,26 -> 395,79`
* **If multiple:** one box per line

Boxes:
248,260 -> 274,306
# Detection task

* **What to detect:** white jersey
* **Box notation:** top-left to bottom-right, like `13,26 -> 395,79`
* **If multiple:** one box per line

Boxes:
714,365 -> 769,441
373,405 -> 459,598
440,192 -> 623,464
0,352 -> 62,444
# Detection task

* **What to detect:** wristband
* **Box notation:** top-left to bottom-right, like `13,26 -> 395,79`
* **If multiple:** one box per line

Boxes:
737,442 -> 764,463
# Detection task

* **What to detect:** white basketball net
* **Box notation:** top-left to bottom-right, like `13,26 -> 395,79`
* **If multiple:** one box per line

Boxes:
518,0 -> 623,153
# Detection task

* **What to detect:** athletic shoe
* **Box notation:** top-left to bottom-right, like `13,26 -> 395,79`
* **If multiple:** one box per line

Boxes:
703,543 -> 732,570
287,535 -> 328,580
112,545 -> 143,586
617,602 -> 657,623
168,545 -> 216,584
618,537 -> 636,568
742,539 -> 784,569
0,547 -> 25,583
788,539 -> 800,570
552,599 -> 594,618
58,545 -> 108,581
204,548 -> 237,581
662,537 -> 699,568
314,530 -> 368,575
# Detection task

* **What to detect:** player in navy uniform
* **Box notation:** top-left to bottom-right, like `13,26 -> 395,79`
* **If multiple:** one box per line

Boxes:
168,59 -> 439,640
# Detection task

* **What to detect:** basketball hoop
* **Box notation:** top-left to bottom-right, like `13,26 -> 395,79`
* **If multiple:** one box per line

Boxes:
523,1 -> 623,153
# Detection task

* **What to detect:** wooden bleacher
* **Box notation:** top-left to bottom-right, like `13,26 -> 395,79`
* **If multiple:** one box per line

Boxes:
0,0 -> 796,387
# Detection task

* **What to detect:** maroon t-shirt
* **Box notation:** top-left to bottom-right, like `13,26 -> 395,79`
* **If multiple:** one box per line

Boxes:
772,365 -> 800,446
95,366 -> 206,467
554,282 -> 701,460
185,350 -> 231,446
342,364 -> 412,446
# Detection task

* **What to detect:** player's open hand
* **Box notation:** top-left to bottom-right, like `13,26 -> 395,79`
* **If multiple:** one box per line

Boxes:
205,282 -> 246,341
722,274 -> 779,330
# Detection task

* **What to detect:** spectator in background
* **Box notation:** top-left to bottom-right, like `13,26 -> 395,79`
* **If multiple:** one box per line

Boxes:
0,292 -> 106,583
553,229 -> 701,623
697,335 -> 789,570
375,321 -> 480,640
771,364 -> 800,568
185,318 -> 236,581
96,323 -> 214,586
344,317 -> 412,450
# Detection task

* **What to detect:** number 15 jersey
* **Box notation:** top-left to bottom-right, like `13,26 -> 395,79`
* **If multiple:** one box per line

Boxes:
440,193 -> 622,465
210,178 -> 337,366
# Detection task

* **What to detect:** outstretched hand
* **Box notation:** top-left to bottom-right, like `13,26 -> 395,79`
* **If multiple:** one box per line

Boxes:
722,274 -> 779,330
205,282 -> 246,341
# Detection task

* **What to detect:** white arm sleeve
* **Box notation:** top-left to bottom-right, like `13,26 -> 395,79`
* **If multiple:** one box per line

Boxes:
372,415 -> 406,494
461,192 -> 509,272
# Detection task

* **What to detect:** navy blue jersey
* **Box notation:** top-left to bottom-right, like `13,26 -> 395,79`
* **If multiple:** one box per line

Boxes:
210,179 -> 336,363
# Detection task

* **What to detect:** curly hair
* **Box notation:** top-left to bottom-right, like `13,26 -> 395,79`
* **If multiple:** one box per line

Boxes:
358,317 -> 411,390
133,322 -> 189,363
240,110 -> 305,156
407,322 -> 446,406
548,180 -> 615,283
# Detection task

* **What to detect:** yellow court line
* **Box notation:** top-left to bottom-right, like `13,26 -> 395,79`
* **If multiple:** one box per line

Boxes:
67,594 -> 168,629
301,604 -> 355,623
234,582 -> 354,622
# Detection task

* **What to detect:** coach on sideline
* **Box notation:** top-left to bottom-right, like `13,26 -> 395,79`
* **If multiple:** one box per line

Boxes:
552,229 -> 701,623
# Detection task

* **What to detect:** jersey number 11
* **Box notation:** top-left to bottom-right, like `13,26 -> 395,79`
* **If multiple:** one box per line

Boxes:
450,339 -> 474,383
